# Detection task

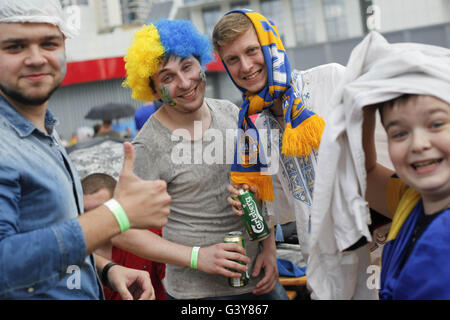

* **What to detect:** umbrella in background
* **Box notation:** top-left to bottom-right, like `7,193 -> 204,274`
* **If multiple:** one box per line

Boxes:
85,102 -> 135,121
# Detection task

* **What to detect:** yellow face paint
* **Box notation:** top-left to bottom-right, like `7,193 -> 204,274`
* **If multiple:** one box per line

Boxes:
159,85 -> 177,107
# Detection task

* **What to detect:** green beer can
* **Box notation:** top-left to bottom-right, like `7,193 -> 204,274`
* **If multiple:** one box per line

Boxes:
224,231 -> 249,287
235,188 -> 270,241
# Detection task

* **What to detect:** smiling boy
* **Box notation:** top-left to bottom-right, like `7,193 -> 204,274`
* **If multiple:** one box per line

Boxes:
306,31 -> 450,300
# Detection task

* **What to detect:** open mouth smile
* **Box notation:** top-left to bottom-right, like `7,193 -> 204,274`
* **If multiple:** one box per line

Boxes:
243,69 -> 262,81
411,158 -> 443,171
179,85 -> 198,99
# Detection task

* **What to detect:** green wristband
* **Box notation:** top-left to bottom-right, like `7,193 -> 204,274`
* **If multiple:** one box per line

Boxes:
104,199 -> 130,233
190,246 -> 200,269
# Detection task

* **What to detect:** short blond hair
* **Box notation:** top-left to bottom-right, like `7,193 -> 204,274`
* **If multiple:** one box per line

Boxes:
212,12 -> 253,53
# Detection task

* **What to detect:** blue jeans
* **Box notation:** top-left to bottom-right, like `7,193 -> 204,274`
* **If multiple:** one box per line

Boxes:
166,280 -> 289,300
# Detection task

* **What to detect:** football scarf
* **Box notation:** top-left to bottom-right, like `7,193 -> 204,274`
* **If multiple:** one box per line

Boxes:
226,9 -> 325,201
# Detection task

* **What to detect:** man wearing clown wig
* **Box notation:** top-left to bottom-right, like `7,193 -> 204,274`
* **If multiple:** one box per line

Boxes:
113,19 -> 289,300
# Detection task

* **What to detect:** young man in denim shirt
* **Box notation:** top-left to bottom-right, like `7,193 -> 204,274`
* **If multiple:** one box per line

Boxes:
0,0 -> 171,299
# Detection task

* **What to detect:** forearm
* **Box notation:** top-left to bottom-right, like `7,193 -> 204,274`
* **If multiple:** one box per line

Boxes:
362,107 -> 378,173
261,229 -> 276,255
78,204 -> 122,255
111,229 -> 191,267
362,107 -> 394,219
93,253 -> 110,274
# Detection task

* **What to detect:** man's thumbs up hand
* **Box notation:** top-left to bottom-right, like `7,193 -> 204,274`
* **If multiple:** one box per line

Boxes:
114,142 -> 171,229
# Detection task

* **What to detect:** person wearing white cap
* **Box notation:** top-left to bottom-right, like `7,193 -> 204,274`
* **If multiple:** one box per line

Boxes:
0,0 -> 171,299
307,31 -> 450,299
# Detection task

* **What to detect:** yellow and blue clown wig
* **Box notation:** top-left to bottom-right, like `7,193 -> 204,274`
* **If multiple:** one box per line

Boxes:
225,9 -> 326,201
123,19 -> 214,101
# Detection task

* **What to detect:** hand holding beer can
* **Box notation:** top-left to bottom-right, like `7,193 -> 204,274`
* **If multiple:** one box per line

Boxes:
224,231 -> 249,287
233,188 -> 270,241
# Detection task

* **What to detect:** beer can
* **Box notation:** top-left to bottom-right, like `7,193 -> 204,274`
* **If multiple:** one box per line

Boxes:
224,231 -> 249,287
236,188 -> 270,241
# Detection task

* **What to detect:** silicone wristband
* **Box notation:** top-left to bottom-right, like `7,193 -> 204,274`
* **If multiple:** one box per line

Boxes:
101,262 -> 119,289
190,246 -> 200,269
104,199 -> 130,233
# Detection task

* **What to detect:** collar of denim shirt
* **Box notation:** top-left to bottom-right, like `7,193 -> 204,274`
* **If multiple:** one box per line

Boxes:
0,94 -> 58,138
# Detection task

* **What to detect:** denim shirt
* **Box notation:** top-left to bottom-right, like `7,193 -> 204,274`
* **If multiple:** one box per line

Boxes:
0,95 -> 102,299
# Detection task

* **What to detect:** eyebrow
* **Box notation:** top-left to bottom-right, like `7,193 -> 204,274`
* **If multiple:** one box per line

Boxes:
384,120 -> 400,132
0,35 -> 64,46
384,107 -> 448,131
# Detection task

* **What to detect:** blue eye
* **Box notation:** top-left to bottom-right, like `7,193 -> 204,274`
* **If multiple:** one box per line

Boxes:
391,131 -> 407,140
430,121 -> 444,129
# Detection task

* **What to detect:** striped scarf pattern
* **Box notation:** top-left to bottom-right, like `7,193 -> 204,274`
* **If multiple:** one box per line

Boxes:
227,9 -> 325,201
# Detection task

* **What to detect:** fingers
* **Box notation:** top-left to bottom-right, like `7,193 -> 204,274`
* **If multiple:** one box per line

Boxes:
227,196 -> 243,216
132,277 -> 155,300
199,243 -> 250,277
252,265 -> 277,295
115,283 -> 133,300
227,184 -> 244,215
121,142 -> 136,176
251,255 -> 278,295
252,276 -> 277,295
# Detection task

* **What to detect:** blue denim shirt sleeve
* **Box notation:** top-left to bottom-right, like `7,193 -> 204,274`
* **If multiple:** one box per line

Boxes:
0,100 -> 96,299
0,162 -> 87,297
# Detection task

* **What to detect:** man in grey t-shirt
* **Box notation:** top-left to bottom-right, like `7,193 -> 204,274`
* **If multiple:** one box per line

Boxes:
112,19 -> 287,299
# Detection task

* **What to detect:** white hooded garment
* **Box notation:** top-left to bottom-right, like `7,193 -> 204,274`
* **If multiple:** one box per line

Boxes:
307,31 -> 450,300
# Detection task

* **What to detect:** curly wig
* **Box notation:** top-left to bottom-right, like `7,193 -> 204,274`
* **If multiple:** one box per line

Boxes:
123,19 -> 214,101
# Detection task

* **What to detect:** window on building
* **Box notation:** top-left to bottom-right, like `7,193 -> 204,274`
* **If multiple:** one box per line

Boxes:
203,6 -> 222,39
230,1 -> 250,10
260,0 -> 284,42
60,0 -> 89,6
291,0 -> 316,46
323,0 -> 348,41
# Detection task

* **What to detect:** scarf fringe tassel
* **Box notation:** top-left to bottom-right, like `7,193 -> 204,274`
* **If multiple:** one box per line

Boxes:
282,114 -> 325,157
230,172 -> 274,202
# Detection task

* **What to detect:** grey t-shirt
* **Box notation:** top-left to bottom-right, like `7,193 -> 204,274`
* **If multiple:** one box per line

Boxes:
133,98 -> 263,299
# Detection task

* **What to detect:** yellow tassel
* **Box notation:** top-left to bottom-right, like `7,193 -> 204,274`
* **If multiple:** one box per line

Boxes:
282,114 -> 325,157
231,172 -> 274,202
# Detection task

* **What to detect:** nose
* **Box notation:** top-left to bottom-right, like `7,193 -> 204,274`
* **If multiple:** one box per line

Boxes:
411,130 -> 432,153
24,45 -> 47,67
177,73 -> 191,90
240,56 -> 253,73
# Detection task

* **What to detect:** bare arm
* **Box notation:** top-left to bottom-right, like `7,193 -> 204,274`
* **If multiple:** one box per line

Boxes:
79,142 -> 171,254
111,229 -> 250,278
363,107 -> 394,219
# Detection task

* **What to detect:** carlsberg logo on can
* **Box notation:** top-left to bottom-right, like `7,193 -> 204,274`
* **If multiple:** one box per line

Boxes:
245,196 -> 264,233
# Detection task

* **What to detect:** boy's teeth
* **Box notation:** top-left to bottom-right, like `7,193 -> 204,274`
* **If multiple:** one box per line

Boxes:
413,159 -> 439,168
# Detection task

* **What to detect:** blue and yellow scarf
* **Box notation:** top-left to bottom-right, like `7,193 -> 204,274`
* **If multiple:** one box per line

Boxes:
225,10 -> 325,201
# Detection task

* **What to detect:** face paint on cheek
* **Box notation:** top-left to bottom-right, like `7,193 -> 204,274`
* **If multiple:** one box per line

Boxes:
199,69 -> 206,83
159,85 -> 177,107
57,51 -> 67,79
